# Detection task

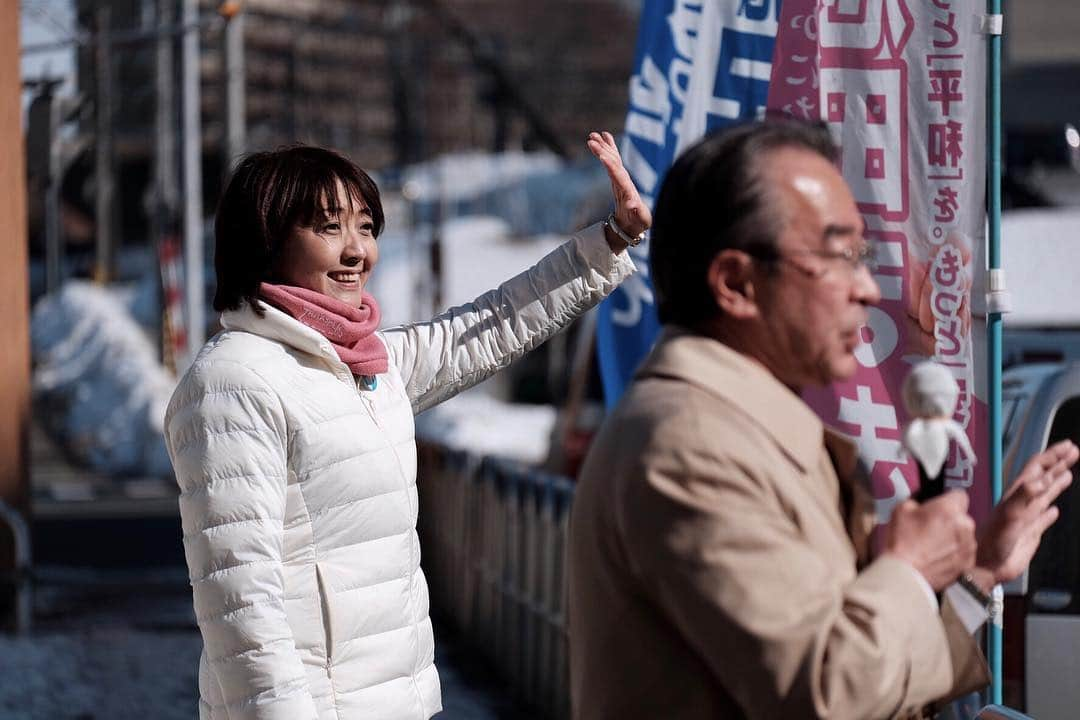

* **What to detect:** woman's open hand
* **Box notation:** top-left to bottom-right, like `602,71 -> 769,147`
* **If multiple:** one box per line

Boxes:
587,131 -> 652,252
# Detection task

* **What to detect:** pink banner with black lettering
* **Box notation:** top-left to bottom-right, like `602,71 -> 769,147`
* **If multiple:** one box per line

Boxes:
768,0 -> 988,521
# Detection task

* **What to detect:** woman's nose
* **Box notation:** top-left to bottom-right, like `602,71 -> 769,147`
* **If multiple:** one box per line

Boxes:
342,232 -> 365,266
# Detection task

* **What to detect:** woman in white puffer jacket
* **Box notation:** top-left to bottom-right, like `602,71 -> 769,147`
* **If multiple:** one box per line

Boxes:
164,132 -> 647,720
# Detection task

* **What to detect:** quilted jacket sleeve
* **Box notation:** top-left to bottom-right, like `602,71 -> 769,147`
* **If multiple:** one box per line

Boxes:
379,222 -> 636,414
166,359 -> 318,720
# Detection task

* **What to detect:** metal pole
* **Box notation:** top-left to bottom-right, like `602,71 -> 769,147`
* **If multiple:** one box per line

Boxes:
151,0 -> 183,372
40,83 -> 63,293
987,0 -> 1004,704
93,5 -> 114,285
182,0 -> 205,368
220,2 -> 245,173
154,0 -> 179,221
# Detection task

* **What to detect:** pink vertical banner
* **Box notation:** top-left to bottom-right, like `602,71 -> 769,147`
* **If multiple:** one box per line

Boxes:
768,0 -> 989,523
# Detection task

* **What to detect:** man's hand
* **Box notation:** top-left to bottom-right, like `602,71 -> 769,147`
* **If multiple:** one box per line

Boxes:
883,491 -> 977,592
972,439 -> 1078,589
586,131 -> 651,253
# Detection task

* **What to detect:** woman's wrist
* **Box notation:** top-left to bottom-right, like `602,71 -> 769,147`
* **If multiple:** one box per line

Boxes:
602,213 -> 646,254
602,220 -> 629,254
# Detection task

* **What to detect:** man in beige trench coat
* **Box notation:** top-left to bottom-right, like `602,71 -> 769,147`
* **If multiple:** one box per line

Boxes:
567,120 -> 1077,720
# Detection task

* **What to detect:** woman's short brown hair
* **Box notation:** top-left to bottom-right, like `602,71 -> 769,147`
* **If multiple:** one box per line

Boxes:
212,144 -> 385,313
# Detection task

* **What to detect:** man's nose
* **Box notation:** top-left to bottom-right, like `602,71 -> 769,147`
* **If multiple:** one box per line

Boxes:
853,264 -> 881,306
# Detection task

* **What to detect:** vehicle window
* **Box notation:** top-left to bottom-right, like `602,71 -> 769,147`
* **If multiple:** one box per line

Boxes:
1028,397 -> 1080,614
1002,396 -> 1023,449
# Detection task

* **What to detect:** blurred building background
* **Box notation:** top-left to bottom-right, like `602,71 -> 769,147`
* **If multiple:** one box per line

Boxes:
22,0 -> 1080,279
47,0 -> 638,251
9,1 -> 1080,718
1000,2 -> 1080,207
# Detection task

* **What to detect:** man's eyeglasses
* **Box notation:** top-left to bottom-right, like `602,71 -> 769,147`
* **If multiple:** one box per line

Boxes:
753,242 -> 878,278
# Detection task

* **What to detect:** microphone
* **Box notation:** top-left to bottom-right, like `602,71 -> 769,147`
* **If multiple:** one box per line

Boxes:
900,361 -> 976,502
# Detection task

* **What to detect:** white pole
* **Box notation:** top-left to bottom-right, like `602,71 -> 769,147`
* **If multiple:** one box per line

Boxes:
181,0 -> 205,368
221,2 -> 245,172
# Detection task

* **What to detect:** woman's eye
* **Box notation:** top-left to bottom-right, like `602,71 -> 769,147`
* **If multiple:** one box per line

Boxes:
359,222 -> 374,235
321,222 -> 341,233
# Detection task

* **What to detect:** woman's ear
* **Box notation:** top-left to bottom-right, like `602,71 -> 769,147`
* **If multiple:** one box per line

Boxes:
707,249 -> 760,320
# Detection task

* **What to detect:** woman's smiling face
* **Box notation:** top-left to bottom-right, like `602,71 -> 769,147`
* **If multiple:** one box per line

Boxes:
273,180 -> 379,306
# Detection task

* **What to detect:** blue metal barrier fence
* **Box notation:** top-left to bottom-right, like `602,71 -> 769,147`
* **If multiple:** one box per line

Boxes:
417,442 -> 575,719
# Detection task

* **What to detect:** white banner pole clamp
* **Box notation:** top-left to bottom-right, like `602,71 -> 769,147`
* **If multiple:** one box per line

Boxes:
979,13 -> 1004,36
986,268 -> 1013,314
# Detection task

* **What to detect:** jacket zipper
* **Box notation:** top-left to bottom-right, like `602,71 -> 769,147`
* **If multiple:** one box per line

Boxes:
351,374 -> 425,713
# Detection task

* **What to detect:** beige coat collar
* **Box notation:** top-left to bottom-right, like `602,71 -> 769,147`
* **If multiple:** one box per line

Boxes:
637,326 -> 872,563
635,326 -> 825,473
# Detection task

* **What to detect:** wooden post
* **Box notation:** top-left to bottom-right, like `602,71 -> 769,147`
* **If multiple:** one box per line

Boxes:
0,1 -> 32,629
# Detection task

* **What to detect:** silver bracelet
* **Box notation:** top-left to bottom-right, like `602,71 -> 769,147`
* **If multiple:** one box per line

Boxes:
605,212 -> 646,247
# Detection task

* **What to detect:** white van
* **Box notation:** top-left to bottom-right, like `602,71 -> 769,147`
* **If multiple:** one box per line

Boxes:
1001,362 -> 1080,716
992,208 -> 1080,717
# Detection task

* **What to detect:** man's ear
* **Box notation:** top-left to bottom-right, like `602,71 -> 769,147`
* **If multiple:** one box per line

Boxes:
707,249 -> 760,320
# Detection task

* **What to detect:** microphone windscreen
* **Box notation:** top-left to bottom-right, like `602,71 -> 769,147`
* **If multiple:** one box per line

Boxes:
901,361 -> 959,420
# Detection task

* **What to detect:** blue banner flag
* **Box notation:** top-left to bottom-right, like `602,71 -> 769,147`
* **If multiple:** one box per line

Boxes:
597,0 -> 781,406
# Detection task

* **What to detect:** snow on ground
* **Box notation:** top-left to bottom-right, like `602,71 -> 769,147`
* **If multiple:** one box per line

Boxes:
415,385 -> 557,465
439,217 -> 565,309
30,282 -> 176,479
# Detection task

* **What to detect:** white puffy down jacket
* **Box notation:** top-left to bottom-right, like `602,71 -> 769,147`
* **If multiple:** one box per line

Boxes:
165,225 -> 634,720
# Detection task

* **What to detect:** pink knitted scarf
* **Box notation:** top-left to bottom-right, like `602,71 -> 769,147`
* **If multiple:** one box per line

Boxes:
258,283 -> 388,377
